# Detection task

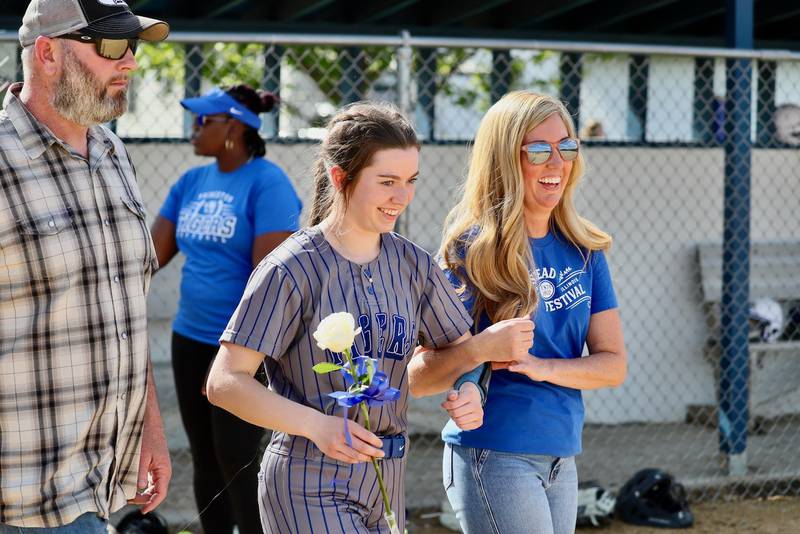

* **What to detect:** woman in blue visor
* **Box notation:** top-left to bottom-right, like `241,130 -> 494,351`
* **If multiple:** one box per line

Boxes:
150,85 -> 302,534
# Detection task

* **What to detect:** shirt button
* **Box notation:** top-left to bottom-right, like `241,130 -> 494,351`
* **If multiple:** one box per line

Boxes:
48,220 -> 55,228
120,393 -> 127,400
113,275 -> 120,283
120,332 -> 128,340
103,219 -> 110,227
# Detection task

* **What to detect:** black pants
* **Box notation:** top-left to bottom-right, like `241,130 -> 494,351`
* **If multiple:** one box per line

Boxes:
171,331 -> 266,534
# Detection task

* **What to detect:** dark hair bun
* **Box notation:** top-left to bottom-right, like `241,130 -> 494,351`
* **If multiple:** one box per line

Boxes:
224,84 -> 279,115
258,91 -> 279,113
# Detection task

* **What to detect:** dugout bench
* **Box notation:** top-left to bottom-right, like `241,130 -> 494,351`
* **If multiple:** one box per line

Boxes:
696,242 -> 800,430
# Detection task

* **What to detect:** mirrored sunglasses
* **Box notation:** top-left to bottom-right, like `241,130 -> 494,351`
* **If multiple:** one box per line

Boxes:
60,33 -> 138,60
521,138 -> 580,165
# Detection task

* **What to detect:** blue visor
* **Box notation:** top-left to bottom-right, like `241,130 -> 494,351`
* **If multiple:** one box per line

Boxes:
180,88 -> 262,130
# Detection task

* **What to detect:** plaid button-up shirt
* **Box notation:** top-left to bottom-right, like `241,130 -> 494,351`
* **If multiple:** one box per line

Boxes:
0,85 -> 157,528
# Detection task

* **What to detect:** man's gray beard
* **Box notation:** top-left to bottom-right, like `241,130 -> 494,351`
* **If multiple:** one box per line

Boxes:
53,45 -> 128,127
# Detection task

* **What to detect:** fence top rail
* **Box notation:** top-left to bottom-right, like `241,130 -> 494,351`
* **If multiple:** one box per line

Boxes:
1,29 -> 799,61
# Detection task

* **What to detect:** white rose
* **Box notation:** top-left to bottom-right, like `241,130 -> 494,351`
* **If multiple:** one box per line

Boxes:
313,312 -> 361,353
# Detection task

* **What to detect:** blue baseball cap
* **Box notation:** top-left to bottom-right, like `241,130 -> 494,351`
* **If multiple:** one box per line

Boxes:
181,88 -> 262,130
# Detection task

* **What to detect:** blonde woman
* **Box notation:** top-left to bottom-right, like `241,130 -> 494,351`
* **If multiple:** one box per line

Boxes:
408,91 -> 627,534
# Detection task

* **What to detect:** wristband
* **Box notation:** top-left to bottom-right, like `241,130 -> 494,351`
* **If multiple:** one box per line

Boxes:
453,363 -> 491,405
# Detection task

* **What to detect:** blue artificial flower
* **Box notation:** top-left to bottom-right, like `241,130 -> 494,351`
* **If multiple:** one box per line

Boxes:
340,356 -> 376,388
329,356 -> 400,410
327,362 -> 400,447
329,371 -> 400,407
314,353 -> 400,448
362,372 -> 401,406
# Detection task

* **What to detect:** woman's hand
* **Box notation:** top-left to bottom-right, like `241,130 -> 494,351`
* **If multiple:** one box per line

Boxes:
504,309 -> 627,390
306,413 -> 386,464
506,354 -> 551,382
474,317 -> 535,364
441,382 -> 484,430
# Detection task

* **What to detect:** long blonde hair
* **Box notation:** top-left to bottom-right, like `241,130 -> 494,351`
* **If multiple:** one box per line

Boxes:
440,90 -> 611,323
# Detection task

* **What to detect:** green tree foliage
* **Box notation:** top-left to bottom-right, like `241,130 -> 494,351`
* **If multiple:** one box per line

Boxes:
134,42 -> 559,121
283,45 -> 394,105
135,42 -> 265,89
435,49 -> 558,112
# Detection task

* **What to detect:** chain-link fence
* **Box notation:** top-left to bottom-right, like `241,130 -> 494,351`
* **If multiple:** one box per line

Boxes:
2,32 -> 800,530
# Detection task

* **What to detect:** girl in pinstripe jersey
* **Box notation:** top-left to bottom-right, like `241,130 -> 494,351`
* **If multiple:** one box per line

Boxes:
205,102 -> 532,533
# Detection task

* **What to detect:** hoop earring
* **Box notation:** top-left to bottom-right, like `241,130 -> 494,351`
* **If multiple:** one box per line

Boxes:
224,139 -> 234,151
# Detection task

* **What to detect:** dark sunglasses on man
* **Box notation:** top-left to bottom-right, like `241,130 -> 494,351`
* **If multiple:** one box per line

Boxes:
59,33 -> 138,60
521,137 -> 580,165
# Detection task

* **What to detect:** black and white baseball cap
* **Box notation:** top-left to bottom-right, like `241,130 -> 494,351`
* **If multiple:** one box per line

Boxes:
19,0 -> 169,47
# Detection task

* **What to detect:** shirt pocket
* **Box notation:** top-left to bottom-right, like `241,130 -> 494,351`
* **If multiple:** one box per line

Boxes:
12,207 -> 83,285
17,209 -> 72,236
120,193 -> 147,221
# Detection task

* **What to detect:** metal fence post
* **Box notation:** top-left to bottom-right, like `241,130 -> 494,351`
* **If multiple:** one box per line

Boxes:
262,45 -> 283,140
559,52 -> 582,127
397,30 -> 413,237
628,55 -> 649,142
398,30 -> 412,118
417,48 -> 437,141
183,43 -> 203,138
693,57 -> 716,144
756,60 -> 776,147
338,46 -> 364,104
719,0 -> 753,476
490,49 -> 511,104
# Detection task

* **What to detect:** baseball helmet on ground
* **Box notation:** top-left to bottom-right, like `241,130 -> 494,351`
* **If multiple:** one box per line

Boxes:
615,468 -> 694,529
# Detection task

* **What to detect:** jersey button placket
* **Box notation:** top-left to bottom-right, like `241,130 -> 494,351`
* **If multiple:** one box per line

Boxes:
363,266 -> 377,300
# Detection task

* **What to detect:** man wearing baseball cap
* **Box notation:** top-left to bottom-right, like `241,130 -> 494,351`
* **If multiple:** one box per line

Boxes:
0,1 -> 170,531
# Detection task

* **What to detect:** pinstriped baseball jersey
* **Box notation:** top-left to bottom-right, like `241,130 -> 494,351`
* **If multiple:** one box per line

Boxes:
221,225 -> 473,459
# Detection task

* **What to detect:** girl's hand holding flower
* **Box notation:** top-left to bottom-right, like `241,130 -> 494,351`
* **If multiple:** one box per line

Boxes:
307,413 -> 384,464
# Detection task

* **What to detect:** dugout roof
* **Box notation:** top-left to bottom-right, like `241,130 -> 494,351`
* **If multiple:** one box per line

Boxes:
0,0 -> 798,50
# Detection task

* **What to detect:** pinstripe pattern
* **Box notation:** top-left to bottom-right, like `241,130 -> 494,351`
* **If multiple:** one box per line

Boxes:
0,87 -> 156,528
258,451 -> 406,534
222,225 -> 471,531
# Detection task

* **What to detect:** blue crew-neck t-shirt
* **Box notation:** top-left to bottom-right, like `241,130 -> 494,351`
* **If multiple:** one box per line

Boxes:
441,230 -> 618,457
160,158 -> 302,345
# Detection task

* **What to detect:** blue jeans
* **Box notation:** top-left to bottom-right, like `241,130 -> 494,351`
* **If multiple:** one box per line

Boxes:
443,443 -> 578,534
0,513 -> 107,533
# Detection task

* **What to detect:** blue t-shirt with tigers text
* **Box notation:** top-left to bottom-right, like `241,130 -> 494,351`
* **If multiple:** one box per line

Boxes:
441,230 -> 618,457
160,158 -> 302,345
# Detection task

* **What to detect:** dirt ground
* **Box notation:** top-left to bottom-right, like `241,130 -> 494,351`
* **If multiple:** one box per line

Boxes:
406,496 -> 800,533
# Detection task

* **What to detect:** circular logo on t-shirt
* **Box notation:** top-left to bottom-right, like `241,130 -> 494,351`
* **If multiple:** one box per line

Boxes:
538,280 -> 555,300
